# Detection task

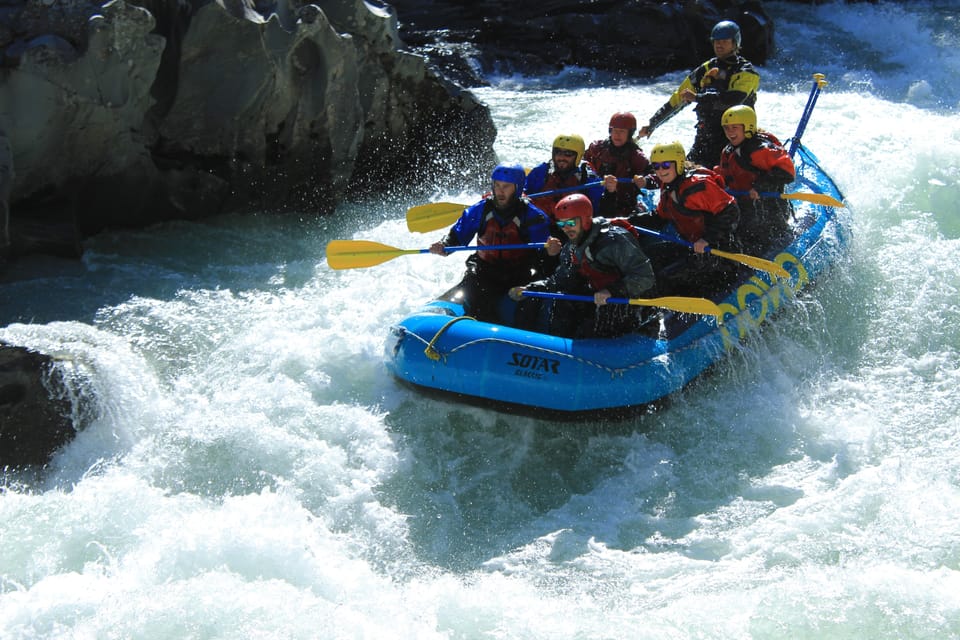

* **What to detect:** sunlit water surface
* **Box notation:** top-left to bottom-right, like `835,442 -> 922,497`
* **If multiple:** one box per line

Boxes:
2,2 -> 959,638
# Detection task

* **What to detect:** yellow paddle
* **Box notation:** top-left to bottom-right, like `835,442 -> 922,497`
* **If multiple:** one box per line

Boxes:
780,192 -> 844,207
405,180 -> 621,233
727,189 -> 845,207
405,202 -> 466,234
326,239 -> 545,270
520,291 -> 723,321
708,247 -> 790,279
633,226 -> 789,279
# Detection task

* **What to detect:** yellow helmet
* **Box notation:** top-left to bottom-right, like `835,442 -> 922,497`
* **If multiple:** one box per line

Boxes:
552,134 -> 585,165
650,141 -> 686,169
721,105 -> 757,138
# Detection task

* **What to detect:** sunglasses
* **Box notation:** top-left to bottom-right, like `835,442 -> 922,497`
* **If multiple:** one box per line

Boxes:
650,161 -> 675,171
556,219 -> 578,228
553,149 -> 577,158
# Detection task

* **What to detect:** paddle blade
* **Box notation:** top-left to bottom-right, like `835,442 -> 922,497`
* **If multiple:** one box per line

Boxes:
326,240 -> 421,270
709,249 -> 790,279
406,202 -> 466,233
629,296 -> 723,320
782,192 -> 845,207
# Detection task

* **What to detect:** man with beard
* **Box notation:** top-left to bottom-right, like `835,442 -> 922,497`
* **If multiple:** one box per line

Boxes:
524,134 -> 602,224
509,193 -> 655,338
430,164 -> 551,323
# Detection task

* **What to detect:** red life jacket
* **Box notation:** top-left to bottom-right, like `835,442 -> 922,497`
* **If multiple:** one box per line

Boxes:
656,169 -> 734,242
584,140 -> 649,216
585,140 -> 648,178
477,201 -> 530,265
531,164 -> 591,218
575,256 -> 621,291
717,131 -> 795,191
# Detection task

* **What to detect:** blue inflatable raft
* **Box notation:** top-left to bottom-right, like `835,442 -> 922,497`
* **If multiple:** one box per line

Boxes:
385,144 -> 850,416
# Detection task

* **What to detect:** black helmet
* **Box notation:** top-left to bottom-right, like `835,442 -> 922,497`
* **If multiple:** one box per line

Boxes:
711,21 -> 741,49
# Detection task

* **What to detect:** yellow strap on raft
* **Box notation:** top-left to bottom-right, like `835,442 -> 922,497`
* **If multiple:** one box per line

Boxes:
424,316 -> 476,361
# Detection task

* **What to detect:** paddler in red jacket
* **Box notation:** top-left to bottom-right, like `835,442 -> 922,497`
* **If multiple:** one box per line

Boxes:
584,112 -> 651,218
715,105 -> 796,255
631,141 -> 741,297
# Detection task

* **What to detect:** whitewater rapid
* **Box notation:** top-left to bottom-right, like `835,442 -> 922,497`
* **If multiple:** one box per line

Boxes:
3,1 -> 960,638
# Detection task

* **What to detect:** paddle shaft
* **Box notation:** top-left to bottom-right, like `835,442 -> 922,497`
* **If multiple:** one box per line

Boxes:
442,243 -> 545,254
522,291 -> 650,306
326,239 -> 545,269
512,177 -> 635,201
406,179 -> 634,233
630,225 -> 789,278
407,243 -> 548,256
643,100 -> 687,136
527,178 -> 629,200
520,290 -> 722,319
728,189 -> 792,199
634,225 -> 707,254
789,73 -> 826,158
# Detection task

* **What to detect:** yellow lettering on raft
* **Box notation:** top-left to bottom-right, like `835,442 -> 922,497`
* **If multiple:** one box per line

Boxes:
718,251 -> 811,345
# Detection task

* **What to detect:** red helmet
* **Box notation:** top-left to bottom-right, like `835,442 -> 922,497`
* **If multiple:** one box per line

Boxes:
554,193 -> 593,231
608,112 -> 637,133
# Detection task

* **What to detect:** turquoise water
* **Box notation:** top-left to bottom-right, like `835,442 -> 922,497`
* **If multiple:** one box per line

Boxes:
2,2 -> 960,637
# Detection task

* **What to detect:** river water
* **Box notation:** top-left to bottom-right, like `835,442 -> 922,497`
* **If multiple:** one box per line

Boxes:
2,1 -> 959,637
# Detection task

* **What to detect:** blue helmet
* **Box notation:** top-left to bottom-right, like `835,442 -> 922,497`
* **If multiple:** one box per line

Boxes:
711,20 -> 741,48
491,163 -> 526,198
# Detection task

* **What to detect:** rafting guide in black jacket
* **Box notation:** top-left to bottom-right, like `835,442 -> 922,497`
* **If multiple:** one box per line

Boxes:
509,193 -> 656,338
638,21 -> 760,168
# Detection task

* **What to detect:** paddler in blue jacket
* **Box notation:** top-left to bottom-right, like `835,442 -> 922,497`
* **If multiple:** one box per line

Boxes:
430,163 -> 552,323
524,133 -> 602,224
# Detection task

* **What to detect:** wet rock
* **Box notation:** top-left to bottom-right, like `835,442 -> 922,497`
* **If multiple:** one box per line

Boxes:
0,131 -> 10,265
0,342 -> 75,468
0,0 -> 496,259
387,0 -> 776,87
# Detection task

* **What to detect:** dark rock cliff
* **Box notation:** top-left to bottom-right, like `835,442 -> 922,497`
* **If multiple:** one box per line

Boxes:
388,0 -> 775,88
0,0 -> 497,264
